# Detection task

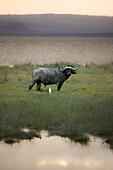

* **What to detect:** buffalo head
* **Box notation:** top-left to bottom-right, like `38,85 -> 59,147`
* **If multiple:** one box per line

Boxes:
59,64 -> 78,76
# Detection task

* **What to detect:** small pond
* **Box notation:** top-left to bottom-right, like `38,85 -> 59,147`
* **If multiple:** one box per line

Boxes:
0,131 -> 113,170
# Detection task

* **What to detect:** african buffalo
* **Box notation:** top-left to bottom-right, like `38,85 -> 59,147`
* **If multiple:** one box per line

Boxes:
29,64 -> 78,91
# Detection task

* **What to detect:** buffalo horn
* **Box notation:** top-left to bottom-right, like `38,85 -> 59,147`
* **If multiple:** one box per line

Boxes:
71,64 -> 78,71
59,64 -> 78,72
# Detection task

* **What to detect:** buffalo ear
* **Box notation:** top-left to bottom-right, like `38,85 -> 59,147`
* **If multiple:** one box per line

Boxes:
62,70 -> 66,73
71,70 -> 77,74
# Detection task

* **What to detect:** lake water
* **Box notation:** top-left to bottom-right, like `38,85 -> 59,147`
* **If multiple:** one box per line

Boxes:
0,36 -> 113,66
0,131 -> 113,170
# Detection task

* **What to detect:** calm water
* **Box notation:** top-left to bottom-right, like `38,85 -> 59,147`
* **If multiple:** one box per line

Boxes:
0,131 -> 113,170
0,36 -> 113,66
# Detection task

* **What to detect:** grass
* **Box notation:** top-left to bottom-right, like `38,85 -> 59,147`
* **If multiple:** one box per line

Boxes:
0,62 -> 113,148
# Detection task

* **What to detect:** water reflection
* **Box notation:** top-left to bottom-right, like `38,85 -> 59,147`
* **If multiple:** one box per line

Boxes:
0,131 -> 113,170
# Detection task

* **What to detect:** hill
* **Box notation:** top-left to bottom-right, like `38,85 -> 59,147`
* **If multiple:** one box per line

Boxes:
0,14 -> 113,37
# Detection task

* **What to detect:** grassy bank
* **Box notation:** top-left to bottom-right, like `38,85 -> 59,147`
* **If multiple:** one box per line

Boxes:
0,63 -> 113,148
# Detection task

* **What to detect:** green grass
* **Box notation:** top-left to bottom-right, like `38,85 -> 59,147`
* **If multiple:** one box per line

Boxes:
0,63 -> 113,148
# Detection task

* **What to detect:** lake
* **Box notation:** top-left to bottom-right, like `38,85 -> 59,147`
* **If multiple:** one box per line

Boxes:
0,36 -> 113,66
0,131 -> 113,170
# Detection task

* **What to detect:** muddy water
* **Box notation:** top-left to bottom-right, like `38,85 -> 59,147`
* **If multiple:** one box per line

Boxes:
0,131 -> 113,170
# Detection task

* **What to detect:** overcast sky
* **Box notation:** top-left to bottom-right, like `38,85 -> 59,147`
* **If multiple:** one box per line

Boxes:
0,0 -> 113,16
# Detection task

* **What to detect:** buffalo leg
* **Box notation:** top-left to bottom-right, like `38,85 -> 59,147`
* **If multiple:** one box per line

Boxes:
29,82 -> 35,91
37,81 -> 41,91
57,82 -> 63,91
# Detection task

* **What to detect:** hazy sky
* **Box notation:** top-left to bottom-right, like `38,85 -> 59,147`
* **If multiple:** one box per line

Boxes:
0,0 -> 113,16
